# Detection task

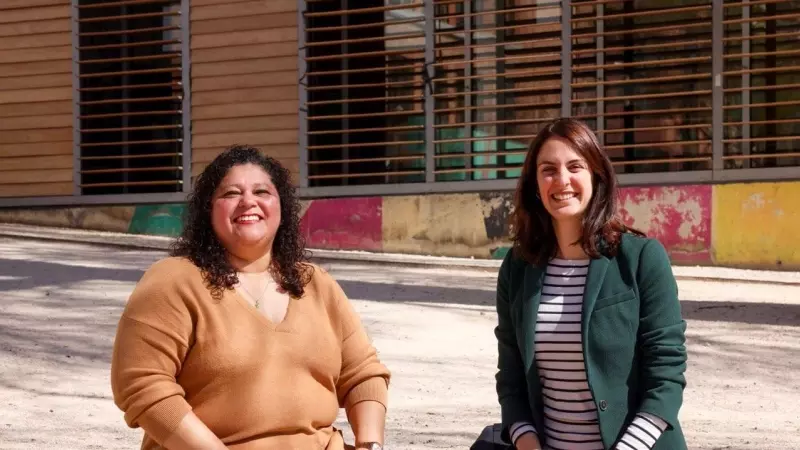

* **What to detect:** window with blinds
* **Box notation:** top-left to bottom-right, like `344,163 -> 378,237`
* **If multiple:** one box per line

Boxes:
433,1 -> 563,181
76,0 -> 186,195
571,0 -> 714,174
722,0 -> 800,170
305,1 -> 427,187
301,0 -> 800,194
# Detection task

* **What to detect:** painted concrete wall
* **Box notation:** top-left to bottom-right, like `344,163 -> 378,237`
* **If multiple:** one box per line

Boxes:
713,181 -> 800,269
0,181 -> 797,269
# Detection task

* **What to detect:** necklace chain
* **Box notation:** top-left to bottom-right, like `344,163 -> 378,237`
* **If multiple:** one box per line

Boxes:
237,274 -> 272,309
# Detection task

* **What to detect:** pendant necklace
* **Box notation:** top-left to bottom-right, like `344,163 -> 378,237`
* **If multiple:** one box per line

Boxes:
238,274 -> 271,309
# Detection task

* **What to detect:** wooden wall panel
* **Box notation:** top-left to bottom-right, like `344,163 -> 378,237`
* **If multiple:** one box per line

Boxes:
190,0 -> 300,181
0,3 -> 73,198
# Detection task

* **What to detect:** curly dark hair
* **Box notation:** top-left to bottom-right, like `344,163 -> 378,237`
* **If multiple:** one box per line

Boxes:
170,144 -> 312,299
511,118 -> 644,267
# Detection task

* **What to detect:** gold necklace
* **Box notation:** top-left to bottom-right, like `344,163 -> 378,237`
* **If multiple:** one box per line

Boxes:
237,274 -> 271,309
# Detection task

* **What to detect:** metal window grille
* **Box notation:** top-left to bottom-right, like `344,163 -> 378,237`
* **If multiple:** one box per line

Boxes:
299,0 -> 800,198
74,0 -> 188,196
722,0 -> 800,171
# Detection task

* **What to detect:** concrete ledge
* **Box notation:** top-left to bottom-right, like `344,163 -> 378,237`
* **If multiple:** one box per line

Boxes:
1,222 -> 799,286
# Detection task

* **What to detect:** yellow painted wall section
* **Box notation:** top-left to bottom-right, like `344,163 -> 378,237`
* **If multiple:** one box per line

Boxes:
713,181 -> 800,268
382,193 -> 494,258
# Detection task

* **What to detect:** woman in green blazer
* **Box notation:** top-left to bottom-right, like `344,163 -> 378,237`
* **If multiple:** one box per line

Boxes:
494,118 -> 687,450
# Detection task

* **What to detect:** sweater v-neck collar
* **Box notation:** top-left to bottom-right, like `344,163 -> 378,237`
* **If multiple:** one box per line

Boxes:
229,288 -> 296,333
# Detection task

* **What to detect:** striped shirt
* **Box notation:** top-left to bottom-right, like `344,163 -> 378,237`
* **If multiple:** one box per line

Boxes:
510,258 -> 667,450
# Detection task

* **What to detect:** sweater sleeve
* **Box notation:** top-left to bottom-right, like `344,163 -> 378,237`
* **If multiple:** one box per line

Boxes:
325,272 -> 390,412
110,259 -> 196,445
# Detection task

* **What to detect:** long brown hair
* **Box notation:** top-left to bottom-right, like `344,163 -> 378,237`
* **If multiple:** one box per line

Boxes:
510,118 -> 643,267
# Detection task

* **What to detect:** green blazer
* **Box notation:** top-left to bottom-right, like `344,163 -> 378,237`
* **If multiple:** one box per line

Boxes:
495,234 -> 687,450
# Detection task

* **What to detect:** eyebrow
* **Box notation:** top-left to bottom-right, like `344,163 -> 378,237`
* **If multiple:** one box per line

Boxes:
538,159 -> 585,166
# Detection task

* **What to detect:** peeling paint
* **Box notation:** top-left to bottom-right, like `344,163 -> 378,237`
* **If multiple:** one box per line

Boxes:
619,185 -> 711,263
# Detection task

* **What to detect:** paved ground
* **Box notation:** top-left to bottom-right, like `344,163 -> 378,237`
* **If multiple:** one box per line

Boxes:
0,236 -> 798,449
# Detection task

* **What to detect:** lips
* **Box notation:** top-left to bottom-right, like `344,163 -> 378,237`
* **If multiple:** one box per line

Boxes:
552,192 -> 578,201
234,214 -> 262,224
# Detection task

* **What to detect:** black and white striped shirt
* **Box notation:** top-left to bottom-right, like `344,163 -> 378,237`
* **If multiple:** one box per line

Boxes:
510,258 -> 667,450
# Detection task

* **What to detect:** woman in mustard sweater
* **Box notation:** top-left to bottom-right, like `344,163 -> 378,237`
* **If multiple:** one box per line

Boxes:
111,145 -> 390,450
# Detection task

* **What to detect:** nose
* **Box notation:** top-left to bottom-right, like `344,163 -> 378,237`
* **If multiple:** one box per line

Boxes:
238,191 -> 258,208
554,166 -> 570,187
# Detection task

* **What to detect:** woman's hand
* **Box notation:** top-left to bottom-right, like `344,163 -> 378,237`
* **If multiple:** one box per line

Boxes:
514,432 -> 542,450
162,412 -> 227,450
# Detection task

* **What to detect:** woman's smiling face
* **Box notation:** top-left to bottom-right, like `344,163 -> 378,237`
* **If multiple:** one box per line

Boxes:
535,136 -> 594,225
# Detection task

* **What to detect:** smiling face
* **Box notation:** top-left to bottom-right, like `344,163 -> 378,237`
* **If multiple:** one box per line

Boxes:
210,163 -> 281,262
535,136 -> 594,225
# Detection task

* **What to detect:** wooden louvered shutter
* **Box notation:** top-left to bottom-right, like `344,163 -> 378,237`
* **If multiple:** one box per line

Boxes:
76,0 -> 186,195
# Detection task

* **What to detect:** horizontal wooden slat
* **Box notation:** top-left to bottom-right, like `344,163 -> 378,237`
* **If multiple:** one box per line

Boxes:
78,10 -> 179,24
0,87 -> 71,105
0,19 -> 70,38
81,166 -> 181,175
0,128 -> 72,145
80,153 -> 181,161
0,101 -> 71,117
193,87 -> 298,107
0,182 -> 72,198
192,146 -> 298,164
192,13 -> 297,35
0,32 -> 70,50
305,2 -> 422,18
192,157 -> 300,178
0,155 -> 72,171
192,71 -> 298,91
192,42 -> 297,64
191,0 -> 295,21
192,57 -> 296,78
0,114 -> 71,131
79,180 -> 181,188
0,0 -> 69,10
79,81 -> 182,93
193,100 -> 298,120
0,141 -> 72,158
0,168 -> 72,184
80,138 -> 182,148
193,130 -> 298,148
0,45 -> 71,64
193,115 -> 298,134
77,0 -> 175,9
0,59 -> 71,77
192,28 -> 297,50
0,5 -> 69,24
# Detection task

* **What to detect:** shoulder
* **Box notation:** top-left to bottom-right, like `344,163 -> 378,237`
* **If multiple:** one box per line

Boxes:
301,262 -> 340,299
617,233 -> 672,277
137,256 -> 205,289
124,257 -> 206,318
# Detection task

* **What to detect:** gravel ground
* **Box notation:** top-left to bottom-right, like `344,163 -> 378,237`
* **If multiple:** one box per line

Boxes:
0,236 -> 798,449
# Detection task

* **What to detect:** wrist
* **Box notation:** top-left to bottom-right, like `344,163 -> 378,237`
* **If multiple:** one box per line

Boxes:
355,443 -> 382,450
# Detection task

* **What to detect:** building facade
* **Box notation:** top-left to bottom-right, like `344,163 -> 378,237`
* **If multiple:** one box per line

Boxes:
1,0 -> 799,268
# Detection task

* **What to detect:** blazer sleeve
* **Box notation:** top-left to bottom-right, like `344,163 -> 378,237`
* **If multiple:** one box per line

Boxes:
635,239 -> 688,430
494,253 -> 535,442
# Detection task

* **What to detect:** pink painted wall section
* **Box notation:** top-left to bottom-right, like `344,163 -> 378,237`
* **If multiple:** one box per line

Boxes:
300,197 -> 383,251
618,185 -> 712,264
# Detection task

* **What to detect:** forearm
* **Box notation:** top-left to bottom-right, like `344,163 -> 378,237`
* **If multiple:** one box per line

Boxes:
511,423 -> 541,450
346,400 -> 386,446
162,411 -> 227,450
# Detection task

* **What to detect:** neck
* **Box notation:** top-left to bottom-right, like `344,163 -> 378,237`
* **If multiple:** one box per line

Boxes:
553,218 -> 588,260
229,249 -> 272,274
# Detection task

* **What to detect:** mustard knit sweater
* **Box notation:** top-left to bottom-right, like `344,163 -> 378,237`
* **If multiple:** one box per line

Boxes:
110,257 -> 390,449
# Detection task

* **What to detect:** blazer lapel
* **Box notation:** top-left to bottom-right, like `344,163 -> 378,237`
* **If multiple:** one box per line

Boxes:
520,263 -> 545,370
581,256 -> 609,336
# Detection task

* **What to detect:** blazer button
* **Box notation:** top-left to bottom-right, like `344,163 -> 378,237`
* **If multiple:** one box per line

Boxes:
599,400 -> 608,411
